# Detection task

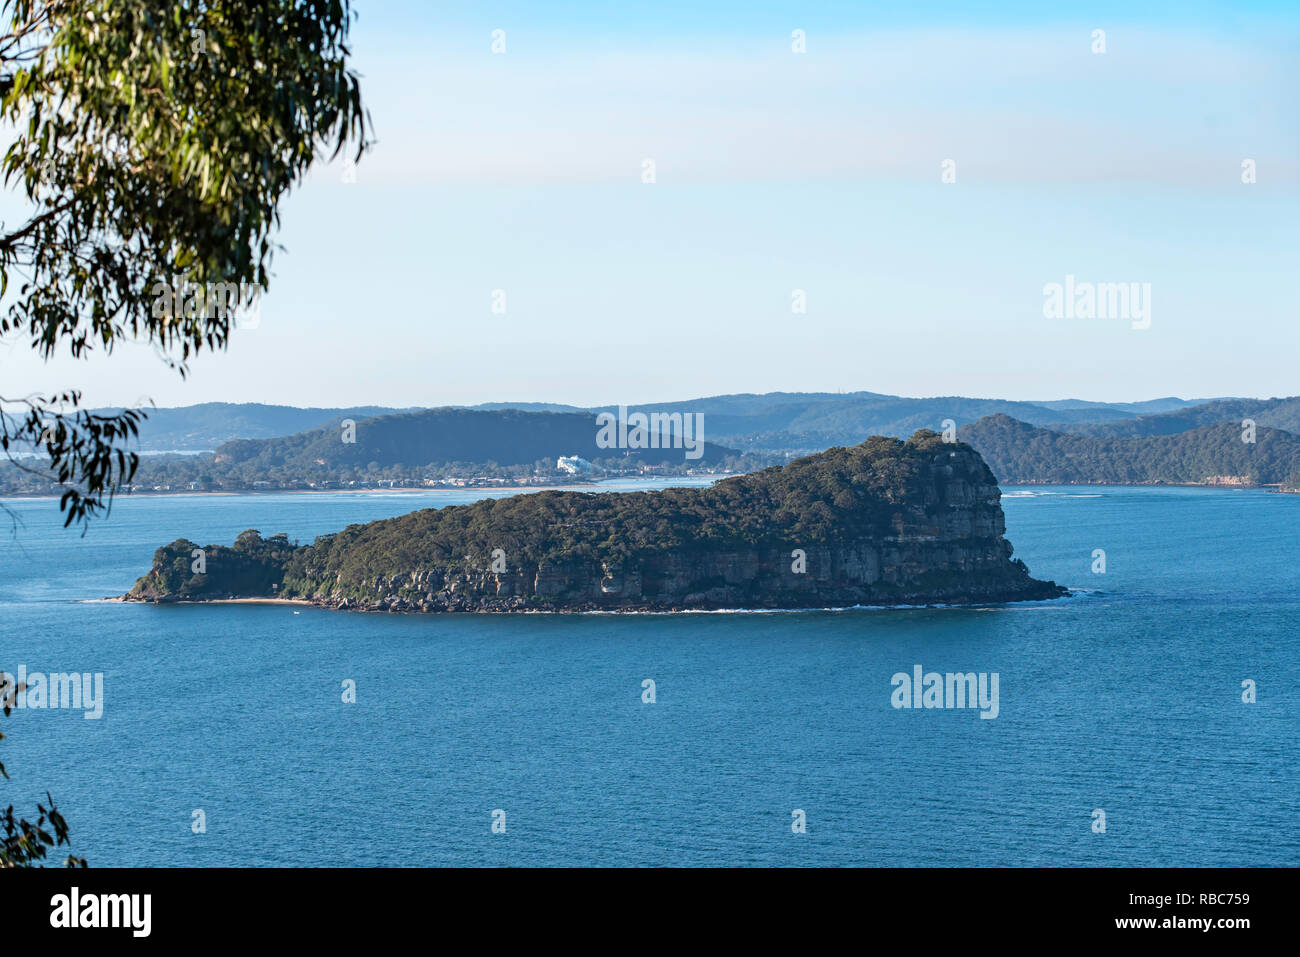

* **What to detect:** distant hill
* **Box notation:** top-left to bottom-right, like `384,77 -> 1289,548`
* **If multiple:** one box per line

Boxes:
435,393 -> 1222,453
211,407 -> 733,471
1034,397 -> 1226,416
102,392 -> 1224,453
89,402 -> 417,450
960,414 -> 1300,486
1050,397 -> 1300,439
463,401 -> 587,414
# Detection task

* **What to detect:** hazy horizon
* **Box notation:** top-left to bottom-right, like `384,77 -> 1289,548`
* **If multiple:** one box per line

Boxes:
3,0 -> 1296,408
78,390 -> 1269,412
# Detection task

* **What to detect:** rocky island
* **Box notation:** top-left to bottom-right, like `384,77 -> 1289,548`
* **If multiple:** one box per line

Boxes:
125,431 -> 1066,611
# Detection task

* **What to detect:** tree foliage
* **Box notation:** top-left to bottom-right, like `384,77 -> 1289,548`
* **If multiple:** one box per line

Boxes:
0,689 -> 85,867
0,0 -> 369,526
0,0 -> 369,868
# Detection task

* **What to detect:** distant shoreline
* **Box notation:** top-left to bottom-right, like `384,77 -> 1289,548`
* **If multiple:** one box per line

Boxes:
1001,481 -> 1285,491
2,477 -> 1287,504
0,480 -> 671,503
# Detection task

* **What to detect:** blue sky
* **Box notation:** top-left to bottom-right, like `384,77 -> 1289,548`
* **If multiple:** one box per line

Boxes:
2,1 -> 1297,407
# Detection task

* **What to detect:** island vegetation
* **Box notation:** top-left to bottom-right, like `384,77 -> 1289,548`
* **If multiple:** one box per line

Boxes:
128,431 -> 1065,612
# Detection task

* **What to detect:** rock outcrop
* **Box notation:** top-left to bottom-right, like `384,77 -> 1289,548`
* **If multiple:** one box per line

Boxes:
126,431 -> 1066,612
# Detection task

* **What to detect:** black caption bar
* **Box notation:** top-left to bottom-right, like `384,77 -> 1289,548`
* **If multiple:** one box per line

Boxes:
1,867 -> 1280,944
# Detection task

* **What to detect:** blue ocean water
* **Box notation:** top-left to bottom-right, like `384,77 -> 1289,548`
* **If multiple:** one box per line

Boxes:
0,483 -> 1295,866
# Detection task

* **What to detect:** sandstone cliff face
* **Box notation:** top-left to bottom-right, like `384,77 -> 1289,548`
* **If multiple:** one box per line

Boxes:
127,439 -> 1065,612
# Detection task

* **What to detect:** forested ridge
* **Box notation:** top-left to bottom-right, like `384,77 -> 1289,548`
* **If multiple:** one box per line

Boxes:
962,415 -> 1300,486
